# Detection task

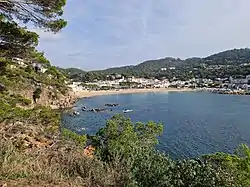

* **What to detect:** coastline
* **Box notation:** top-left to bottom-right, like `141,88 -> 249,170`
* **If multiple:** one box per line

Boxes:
75,88 -> 197,98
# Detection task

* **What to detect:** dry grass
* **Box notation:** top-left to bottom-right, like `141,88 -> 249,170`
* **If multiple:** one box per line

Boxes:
0,139 -> 132,187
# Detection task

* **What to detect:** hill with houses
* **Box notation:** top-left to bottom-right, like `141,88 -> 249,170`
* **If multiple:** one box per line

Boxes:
95,48 -> 250,74
60,48 -> 250,82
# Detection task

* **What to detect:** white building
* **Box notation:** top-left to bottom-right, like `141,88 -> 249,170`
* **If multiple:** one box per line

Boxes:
230,75 -> 250,85
32,63 -> 47,73
68,82 -> 84,91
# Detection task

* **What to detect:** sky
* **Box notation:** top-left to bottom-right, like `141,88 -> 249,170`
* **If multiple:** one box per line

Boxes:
35,0 -> 250,71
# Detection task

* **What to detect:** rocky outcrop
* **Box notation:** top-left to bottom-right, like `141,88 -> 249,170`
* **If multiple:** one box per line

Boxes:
19,85 -> 77,109
47,91 -> 77,109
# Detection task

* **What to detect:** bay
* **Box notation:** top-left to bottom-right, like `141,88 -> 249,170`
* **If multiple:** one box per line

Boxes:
61,91 -> 250,159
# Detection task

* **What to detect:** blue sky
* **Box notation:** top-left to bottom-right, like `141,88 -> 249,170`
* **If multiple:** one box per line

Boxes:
35,0 -> 250,70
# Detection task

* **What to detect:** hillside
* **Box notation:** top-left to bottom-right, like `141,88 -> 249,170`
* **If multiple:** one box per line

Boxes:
97,48 -> 250,74
63,48 -> 250,82
57,67 -> 86,77
203,48 -> 250,65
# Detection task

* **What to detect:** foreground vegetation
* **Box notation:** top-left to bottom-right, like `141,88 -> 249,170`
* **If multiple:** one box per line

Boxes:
1,114 -> 249,186
1,0 -> 250,186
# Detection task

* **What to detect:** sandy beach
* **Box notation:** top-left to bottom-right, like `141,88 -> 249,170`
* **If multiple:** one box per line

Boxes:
75,88 -> 196,98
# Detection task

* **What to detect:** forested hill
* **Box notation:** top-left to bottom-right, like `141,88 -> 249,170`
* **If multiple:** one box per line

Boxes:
96,48 -> 250,74
96,57 -> 184,76
203,48 -> 250,65
59,48 -> 250,81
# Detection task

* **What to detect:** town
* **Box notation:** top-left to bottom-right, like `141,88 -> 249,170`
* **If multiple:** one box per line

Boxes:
6,56 -> 250,95
68,73 -> 250,95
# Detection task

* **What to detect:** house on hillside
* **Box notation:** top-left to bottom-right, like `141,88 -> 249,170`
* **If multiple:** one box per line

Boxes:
32,63 -> 47,73
169,67 -> 176,70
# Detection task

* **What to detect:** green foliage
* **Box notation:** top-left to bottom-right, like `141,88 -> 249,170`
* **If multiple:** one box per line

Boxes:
0,18 -> 39,58
0,60 -> 8,75
129,149 -> 235,187
62,128 -> 87,146
32,88 -> 42,103
0,0 -> 67,32
37,105 -> 60,126
93,114 -> 163,161
90,115 -> 240,186
130,148 -> 174,187
0,93 -> 31,107
204,48 -> 250,65
203,144 -> 250,187
12,94 -> 32,106
31,51 -> 50,65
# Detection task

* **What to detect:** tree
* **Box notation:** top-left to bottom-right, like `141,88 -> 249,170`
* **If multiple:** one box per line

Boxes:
203,144 -> 250,187
0,16 -> 39,58
32,87 -> 42,103
91,115 -> 237,186
0,0 -> 67,32
93,114 -> 163,161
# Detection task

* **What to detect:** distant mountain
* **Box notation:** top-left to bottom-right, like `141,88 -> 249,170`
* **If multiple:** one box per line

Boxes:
61,48 -> 250,81
93,48 -> 250,75
93,57 -> 185,76
203,48 -> 250,65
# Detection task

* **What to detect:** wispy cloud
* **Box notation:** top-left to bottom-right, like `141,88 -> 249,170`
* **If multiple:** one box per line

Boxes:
36,0 -> 250,70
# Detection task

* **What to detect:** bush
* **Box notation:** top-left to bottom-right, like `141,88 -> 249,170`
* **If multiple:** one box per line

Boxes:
33,87 -> 42,103
91,115 -> 240,186
14,94 -> 32,106
203,144 -> 250,187
62,128 -> 87,147
93,114 -> 163,162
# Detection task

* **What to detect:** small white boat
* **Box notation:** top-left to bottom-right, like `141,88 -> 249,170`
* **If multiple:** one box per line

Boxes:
73,111 -> 80,116
123,109 -> 133,113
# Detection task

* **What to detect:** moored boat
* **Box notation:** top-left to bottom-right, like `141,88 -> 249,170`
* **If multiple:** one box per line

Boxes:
123,109 -> 133,113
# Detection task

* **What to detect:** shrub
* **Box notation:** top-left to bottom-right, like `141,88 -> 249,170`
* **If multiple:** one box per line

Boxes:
33,87 -> 42,103
14,94 -> 32,106
93,114 -> 163,161
62,128 -> 87,147
203,144 -> 250,187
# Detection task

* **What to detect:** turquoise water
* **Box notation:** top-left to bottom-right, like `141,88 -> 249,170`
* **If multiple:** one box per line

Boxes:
62,91 -> 250,159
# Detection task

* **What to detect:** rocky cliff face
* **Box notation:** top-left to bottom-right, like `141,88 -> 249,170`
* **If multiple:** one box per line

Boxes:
19,84 -> 77,109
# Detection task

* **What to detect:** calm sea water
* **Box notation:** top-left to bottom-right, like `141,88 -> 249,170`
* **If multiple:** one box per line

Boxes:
61,91 -> 250,159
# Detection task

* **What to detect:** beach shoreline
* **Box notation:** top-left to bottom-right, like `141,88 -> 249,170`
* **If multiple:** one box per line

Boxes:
75,88 -> 197,98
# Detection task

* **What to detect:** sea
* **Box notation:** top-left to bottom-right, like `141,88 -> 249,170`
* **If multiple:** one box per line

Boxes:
61,91 -> 250,159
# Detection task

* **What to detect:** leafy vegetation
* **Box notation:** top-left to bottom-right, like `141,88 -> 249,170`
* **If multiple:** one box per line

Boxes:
1,113 -> 249,186
1,0 -> 250,185
33,88 -> 42,103
62,128 -> 87,146
90,115 -> 244,186
0,0 -> 67,32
